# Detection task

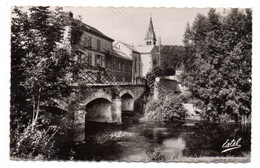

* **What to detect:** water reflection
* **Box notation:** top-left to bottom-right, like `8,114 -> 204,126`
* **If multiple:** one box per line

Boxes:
161,138 -> 186,160
142,127 -> 168,142
56,120 -> 251,161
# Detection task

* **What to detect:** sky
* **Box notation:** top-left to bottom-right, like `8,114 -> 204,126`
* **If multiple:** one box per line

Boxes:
63,7 -> 213,46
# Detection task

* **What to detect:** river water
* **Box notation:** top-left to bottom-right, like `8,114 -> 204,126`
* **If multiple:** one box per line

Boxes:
56,116 -> 251,161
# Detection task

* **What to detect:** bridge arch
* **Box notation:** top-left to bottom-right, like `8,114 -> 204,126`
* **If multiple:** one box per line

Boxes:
81,91 -> 113,123
120,90 -> 135,112
82,91 -> 112,106
85,98 -> 112,123
119,89 -> 135,99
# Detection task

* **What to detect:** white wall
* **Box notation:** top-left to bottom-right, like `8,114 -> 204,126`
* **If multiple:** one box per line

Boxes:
140,53 -> 152,77
114,42 -> 132,59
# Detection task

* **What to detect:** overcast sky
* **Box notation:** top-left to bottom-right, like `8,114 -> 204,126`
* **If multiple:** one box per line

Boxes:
63,7 -> 216,46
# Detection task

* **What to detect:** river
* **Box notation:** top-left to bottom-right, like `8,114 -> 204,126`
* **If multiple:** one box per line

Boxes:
55,115 -> 251,162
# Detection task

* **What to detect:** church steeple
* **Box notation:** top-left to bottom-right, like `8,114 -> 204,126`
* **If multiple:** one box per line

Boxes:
145,17 -> 157,46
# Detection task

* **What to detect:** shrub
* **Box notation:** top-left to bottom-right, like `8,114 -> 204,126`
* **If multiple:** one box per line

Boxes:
140,95 -> 187,122
11,125 -> 58,160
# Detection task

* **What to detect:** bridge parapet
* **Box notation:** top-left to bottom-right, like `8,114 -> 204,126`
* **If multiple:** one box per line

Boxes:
75,70 -> 146,86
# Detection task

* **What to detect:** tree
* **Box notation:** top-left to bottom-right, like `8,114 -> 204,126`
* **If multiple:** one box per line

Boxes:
183,9 -> 252,123
11,7 -> 31,136
11,6 -> 78,158
18,7 -> 71,128
160,45 -> 185,71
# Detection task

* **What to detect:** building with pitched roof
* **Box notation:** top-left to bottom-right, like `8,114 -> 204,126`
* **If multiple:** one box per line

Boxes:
62,12 -> 133,82
113,41 -> 142,78
114,17 -> 161,77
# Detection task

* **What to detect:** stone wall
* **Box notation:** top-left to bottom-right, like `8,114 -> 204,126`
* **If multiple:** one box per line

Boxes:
154,77 -> 181,100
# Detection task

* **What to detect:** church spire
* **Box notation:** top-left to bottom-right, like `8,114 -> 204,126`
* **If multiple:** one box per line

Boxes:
145,17 -> 157,46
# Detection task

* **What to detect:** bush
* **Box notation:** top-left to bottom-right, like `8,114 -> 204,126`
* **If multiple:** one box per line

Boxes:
10,106 -> 66,160
11,125 -> 58,160
140,95 -> 187,122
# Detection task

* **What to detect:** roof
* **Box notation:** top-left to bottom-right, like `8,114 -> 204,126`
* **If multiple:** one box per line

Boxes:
114,41 -> 139,52
135,45 -> 156,53
70,17 -> 114,42
114,41 -> 159,55
113,47 -> 132,60
145,17 -> 156,41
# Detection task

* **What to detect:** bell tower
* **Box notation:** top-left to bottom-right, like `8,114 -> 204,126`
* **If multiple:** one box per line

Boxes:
145,17 -> 157,46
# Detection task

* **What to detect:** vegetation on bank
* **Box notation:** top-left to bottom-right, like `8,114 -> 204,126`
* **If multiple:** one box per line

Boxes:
160,45 -> 186,71
143,52 -> 187,122
183,9 -> 252,123
140,94 -> 187,122
11,6 -> 84,159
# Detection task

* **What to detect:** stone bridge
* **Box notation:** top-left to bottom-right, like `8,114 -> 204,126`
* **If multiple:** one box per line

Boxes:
56,84 -> 147,142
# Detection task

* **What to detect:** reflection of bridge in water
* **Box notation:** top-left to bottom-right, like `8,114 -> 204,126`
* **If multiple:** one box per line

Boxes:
57,72 -> 147,142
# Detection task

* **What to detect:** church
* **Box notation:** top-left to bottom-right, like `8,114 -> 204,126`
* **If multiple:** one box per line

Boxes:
114,17 -> 161,78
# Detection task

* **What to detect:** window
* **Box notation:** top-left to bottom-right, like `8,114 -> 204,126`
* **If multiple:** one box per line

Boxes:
96,55 -> 101,66
100,56 -> 103,67
97,39 -> 101,50
88,36 -> 92,47
113,59 -> 116,70
122,62 -> 125,70
83,35 -> 92,48
76,51 -> 82,63
119,62 -> 121,70
134,57 -> 137,73
81,53 -> 92,65
146,41 -> 152,45
102,57 -> 105,67
87,53 -> 92,65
